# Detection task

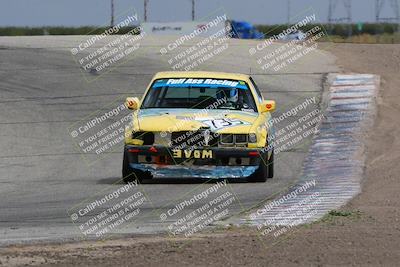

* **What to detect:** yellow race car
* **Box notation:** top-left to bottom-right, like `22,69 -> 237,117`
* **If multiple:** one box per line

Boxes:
123,71 -> 275,182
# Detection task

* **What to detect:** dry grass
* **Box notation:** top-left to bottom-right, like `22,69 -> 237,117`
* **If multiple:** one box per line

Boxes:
320,33 -> 400,44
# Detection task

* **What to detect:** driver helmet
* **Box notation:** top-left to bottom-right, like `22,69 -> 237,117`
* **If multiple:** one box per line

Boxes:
228,88 -> 238,103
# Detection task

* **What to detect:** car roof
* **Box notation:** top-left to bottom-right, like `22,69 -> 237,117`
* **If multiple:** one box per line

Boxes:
153,71 -> 251,81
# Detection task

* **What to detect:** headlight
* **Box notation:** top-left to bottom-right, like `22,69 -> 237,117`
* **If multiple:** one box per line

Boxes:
131,131 -> 154,145
219,134 -> 250,146
132,131 -> 144,139
220,134 -> 234,144
248,133 -> 257,143
235,134 -> 248,144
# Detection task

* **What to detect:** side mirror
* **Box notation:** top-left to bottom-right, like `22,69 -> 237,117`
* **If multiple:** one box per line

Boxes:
125,97 -> 140,110
259,100 -> 276,113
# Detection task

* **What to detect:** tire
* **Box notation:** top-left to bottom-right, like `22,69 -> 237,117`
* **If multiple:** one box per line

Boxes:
122,150 -> 151,183
267,150 -> 274,179
247,153 -> 268,182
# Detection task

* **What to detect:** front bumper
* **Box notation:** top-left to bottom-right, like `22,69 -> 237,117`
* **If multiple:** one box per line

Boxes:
129,164 -> 258,179
125,145 -> 265,179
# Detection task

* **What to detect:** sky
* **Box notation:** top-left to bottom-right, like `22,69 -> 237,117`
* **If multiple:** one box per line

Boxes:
0,0 -> 398,26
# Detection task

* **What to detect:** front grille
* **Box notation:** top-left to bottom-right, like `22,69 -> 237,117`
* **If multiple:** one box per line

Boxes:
170,130 -> 218,149
235,134 -> 248,144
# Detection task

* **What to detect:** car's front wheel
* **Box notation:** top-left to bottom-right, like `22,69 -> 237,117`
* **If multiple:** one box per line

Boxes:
267,150 -> 274,178
248,150 -> 274,182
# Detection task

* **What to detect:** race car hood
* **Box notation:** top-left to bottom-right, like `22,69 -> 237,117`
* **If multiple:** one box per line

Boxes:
135,108 -> 260,133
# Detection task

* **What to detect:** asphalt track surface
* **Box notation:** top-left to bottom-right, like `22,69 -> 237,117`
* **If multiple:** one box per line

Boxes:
0,36 -> 338,245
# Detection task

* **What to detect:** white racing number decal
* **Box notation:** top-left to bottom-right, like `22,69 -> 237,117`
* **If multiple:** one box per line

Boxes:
200,118 -> 248,130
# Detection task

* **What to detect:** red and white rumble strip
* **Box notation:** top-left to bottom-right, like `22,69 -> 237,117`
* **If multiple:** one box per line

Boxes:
246,74 -> 379,227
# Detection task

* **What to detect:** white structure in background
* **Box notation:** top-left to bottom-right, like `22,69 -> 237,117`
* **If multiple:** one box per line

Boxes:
142,17 -> 227,37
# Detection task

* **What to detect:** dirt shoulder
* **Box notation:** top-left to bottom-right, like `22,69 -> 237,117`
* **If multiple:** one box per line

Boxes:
1,43 -> 400,267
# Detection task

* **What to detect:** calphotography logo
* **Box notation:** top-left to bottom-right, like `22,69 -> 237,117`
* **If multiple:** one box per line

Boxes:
250,179 -> 321,240
68,181 -> 149,238
157,180 -> 241,238
259,96 -> 325,155
249,9 -> 331,73
70,8 -> 146,81
68,96 -> 132,165
159,10 -> 234,71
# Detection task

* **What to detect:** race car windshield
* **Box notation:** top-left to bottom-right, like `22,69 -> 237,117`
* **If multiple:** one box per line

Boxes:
141,78 -> 257,112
